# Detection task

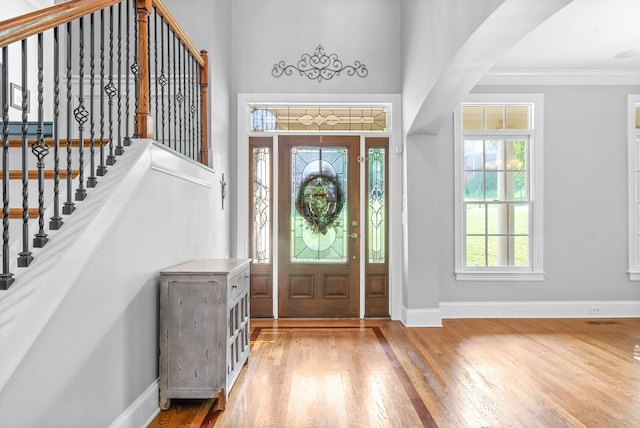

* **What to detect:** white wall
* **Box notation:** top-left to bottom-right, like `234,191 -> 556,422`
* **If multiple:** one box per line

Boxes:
0,142 -> 220,427
162,0 -> 232,256
229,0 -> 402,258
230,0 -> 402,95
402,133 -> 443,321
439,85 -> 640,304
401,0 -> 505,132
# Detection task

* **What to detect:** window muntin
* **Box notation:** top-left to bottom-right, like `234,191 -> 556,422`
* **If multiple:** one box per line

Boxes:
456,95 -> 542,280
463,137 -> 530,268
462,104 -> 530,131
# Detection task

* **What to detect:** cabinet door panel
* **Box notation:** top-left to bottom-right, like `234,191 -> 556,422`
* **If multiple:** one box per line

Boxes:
167,281 -> 220,390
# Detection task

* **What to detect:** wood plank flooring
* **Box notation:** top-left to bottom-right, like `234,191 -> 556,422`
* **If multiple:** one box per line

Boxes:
148,317 -> 640,427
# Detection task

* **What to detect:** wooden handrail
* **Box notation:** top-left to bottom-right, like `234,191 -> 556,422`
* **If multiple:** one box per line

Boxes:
135,0 -> 206,140
152,0 -> 204,66
0,0 -> 204,66
1,0 -> 208,161
0,0 -> 123,48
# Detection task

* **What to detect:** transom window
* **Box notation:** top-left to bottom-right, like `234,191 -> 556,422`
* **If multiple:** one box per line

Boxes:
454,94 -> 543,281
250,106 -> 388,133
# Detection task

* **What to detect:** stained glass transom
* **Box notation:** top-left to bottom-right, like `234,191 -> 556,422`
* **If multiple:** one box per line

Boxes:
251,106 -> 388,133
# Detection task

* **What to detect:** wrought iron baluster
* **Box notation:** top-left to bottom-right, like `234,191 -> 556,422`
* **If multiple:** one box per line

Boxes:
197,56 -> 202,161
177,39 -> 183,154
106,6 -> 117,166
193,56 -> 200,163
50,27 -> 63,230
159,15 -> 167,146
74,17 -> 88,202
154,10 -> 159,141
87,13 -> 98,188
184,51 -> 188,158
0,47 -> 15,289
181,43 -> 186,156
97,9 -> 107,176
197,56 -> 202,165
185,51 -> 193,159
172,32 -> 177,151
132,0 -> 140,138
123,0 -> 131,147
116,1 -> 124,156
18,39 -> 33,267
63,22 -> 75,215
183,45 -> 188,158
167,20 -> 172,150
189,55 -> 198,159
191,56 -> 196,160
33,32 -> 50,248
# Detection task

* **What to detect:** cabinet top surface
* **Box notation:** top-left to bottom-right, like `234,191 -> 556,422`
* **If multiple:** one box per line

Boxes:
160,258 -> 251,275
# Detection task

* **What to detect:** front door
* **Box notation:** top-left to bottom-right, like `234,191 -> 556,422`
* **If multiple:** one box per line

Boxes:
278,135 -> 360,317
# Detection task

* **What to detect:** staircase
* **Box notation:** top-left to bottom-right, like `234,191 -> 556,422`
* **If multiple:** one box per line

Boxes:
2,127 -> 87,264
0,1 -> 214,426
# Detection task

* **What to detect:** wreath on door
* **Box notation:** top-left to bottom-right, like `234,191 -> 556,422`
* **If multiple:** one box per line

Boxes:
295,173 -> 345,235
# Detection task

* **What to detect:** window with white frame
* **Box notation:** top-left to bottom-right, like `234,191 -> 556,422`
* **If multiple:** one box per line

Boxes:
454,94 -> 543,281
628,95 -> 640,280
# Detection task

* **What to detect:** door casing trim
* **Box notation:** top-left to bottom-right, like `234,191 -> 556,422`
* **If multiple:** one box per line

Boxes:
237,93 -> 402,320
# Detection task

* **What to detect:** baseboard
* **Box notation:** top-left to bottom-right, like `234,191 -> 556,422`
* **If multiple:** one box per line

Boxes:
109,380 -> 159,428
440,300 -> 640,319
401,306 -> 443,327
400,301 -> 640,327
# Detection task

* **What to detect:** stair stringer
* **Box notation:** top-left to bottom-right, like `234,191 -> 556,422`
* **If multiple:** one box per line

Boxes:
0,139 -> 220,427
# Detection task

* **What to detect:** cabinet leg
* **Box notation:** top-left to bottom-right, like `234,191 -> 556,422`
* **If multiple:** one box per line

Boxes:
213,390 -> 226,412
160,394 -> 170,410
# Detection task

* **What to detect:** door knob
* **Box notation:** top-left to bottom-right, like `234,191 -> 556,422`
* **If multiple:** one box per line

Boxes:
348,233 -> 358,239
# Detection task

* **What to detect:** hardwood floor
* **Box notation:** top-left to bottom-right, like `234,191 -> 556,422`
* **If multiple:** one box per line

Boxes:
148,317 -> 640,427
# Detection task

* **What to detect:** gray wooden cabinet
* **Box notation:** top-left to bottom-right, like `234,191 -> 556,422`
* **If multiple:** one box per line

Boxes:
159,258 -> 251,410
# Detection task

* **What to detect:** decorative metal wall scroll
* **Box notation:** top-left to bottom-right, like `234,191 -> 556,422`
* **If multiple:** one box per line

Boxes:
272,45 -> 368,83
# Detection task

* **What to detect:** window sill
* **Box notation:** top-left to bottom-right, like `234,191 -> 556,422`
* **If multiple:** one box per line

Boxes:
628,271 -> 640,281
455,271 -> 545,282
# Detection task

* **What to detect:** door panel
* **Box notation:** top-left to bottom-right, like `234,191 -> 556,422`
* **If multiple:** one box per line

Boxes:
278,135 -> 360,317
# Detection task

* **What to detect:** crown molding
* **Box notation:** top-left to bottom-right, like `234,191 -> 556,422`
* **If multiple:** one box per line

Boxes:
478,69 -> 640,86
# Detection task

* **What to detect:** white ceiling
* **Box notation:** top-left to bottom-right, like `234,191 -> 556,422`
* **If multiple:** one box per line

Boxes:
492,0 -> 640,71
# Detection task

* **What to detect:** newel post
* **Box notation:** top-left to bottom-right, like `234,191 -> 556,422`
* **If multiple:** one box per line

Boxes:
200,50 -> 209,166
136,0 -> 152,138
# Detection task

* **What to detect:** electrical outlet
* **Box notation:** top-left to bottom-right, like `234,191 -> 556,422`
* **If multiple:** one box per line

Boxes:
590,305 -> 602,315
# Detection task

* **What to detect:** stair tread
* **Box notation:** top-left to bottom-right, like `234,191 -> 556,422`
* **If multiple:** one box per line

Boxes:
0,170 -> 80,179
4,138 -> 110,148
1,208 -> 40,219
